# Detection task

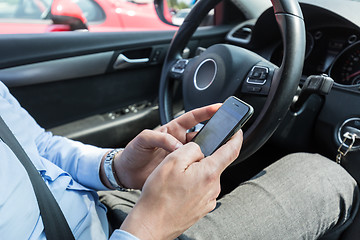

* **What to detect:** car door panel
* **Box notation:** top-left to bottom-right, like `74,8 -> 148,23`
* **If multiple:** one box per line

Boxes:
9,65 -> 163,147
0,52 -> 113,87
0,27 -> 230,147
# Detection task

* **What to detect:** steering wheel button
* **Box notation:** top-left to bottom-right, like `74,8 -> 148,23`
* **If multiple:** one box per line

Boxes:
250,66 -> 269,80
259,72 -> 268,80
171,59 -> 189,74
247,86 -> 262,92
247,78 -> 267,85
251,71 -> 262,78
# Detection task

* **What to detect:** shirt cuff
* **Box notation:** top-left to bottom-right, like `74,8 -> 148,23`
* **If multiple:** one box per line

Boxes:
76,145 -> 111,190
110,230 -> 140,240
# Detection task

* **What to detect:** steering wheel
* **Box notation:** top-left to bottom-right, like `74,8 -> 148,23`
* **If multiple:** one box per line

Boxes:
159,0 -> 306,164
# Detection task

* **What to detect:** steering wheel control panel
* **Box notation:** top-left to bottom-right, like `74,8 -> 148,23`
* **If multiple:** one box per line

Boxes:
241,65 -> 273,95
246,66 -> 268,85
170,59 -> 189,79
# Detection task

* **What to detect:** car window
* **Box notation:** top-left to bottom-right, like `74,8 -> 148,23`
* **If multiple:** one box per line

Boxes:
0,0 -> 51,19
0,0 -> 224,34
2,0 -> 358,35
0,0 -> 104,22
0,0 -> 179,33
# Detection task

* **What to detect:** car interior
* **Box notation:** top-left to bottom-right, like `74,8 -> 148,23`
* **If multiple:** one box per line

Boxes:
0,0 -> 360,238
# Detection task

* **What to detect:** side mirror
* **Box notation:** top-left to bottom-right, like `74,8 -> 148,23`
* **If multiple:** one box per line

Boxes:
49,0 -> 88,31
155,0 -> 212,27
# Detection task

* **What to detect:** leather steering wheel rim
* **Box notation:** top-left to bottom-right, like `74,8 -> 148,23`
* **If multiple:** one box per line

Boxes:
159,0 -> 306,164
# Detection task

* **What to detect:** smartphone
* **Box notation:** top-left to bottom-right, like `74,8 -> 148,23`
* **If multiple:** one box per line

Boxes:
192,96 -> 254,157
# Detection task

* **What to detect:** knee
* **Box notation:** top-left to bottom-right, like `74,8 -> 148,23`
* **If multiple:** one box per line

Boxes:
276,153 -> 357,186
279,153 -> 356,183
264,153 -> 359,231
274,152 -> 359,213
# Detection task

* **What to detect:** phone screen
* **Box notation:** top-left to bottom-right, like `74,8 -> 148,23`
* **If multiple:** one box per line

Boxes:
192,97 -> 253,156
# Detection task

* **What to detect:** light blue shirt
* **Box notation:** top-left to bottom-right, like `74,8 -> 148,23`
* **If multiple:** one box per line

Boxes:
0,82 -> 138,240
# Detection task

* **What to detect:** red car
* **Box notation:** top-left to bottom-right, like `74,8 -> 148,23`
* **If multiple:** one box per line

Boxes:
0,0 -> 177,34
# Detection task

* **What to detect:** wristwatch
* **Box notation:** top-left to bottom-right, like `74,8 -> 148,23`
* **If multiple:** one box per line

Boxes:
104,148 -> 131,191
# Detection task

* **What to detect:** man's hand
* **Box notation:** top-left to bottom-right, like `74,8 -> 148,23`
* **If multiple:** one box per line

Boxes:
112,104 -> 221,189
120,130 -> 243,240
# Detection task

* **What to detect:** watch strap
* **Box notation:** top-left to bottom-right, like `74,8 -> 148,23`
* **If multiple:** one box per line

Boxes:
104,148 -> 132,192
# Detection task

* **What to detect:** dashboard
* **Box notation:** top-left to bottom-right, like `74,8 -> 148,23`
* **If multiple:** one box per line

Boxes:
329,39 -> 360,86
292,27 -> 360,86
226,2 -> 360,89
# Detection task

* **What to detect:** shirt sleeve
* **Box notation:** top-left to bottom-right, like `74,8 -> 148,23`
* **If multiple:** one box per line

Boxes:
0,81 -> 110,190
110,230 -> 140,240
35,131 -> 110,190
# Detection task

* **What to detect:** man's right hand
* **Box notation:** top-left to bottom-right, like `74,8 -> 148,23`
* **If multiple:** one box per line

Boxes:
120,130 -> 243,240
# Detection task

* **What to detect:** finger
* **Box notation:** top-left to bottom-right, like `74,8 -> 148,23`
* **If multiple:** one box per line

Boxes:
205,130 -> 243,173
185,131 -> 198,142
135,130 -> 183,152
168,142 -> 204,169
168,104 -> 221,132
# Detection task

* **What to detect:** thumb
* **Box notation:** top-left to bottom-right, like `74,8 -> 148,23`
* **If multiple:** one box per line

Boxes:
134,129 -> 183,153
204,130 -> 243,174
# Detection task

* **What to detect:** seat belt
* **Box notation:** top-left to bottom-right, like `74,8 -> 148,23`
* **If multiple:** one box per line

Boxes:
0,115 -> 75,240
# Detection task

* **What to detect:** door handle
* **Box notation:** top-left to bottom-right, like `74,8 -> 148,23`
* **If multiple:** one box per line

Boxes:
113,54 -> 149,70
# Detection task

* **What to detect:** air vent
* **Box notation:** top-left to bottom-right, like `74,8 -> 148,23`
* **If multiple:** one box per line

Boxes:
232,26 -> 252,40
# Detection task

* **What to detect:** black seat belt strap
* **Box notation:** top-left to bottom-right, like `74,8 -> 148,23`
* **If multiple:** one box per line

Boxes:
0,116 -> 75,240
